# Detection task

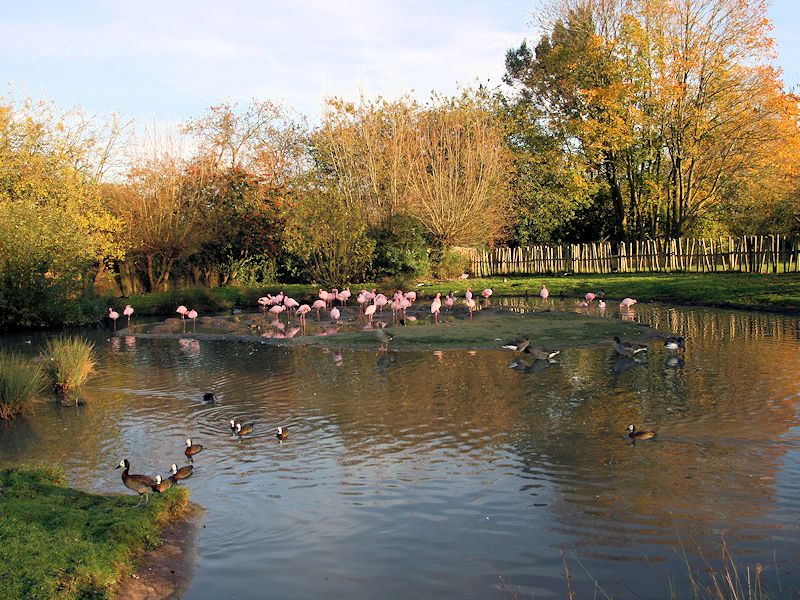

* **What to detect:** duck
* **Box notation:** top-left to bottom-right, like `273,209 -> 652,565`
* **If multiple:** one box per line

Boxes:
627,424 -> 657,440
185,438 -> 203,457
502,336 -> 530,353
236,422 -> 254,437
203,392 -> 216,402
375,328 -> 394,349
153,475 -> 172,493
116,459 -> 156,505
663,336 -> 685,351
169,463 -> 193,482
612,336 -> 648,357
276,426 -> 289,441
529,347 -> 560,361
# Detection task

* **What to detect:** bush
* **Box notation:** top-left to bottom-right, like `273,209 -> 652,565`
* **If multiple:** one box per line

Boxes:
371,215 -> 431,279
0,351 -> 44,420
435,249 -> 471,279
43,337 -> 96,396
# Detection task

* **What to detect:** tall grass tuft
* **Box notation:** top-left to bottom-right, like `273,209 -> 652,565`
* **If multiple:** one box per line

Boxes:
43,336 -> 96,396
0,350 -> 44,419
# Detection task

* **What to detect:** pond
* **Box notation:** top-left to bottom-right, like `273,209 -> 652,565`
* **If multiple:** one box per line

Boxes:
2,300 -> 800,599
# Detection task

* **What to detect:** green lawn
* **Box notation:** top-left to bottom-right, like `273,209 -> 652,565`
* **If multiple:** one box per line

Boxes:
0,466 -> 188,600
120,272 -> 800,317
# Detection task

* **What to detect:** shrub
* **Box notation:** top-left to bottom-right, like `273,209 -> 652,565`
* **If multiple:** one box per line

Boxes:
371,215 -> 431,279
43,337 -> 96,396
435,249 -> 471,279
0,351 -> 44,420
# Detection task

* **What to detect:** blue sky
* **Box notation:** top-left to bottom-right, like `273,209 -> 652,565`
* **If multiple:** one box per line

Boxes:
1,0 -> 797,123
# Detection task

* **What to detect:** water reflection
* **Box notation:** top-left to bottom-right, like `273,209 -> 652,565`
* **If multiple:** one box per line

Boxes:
0,304 -> 799,598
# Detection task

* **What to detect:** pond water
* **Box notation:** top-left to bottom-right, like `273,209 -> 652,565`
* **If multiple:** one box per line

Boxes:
2,301 -> 800,599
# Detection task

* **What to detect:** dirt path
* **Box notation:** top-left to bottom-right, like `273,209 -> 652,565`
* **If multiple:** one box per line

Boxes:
116,502 -> 205,600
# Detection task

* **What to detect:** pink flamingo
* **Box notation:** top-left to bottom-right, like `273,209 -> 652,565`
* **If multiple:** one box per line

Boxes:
283,297 -> 299,315
330,307 -> 341,323
585,292 -> 596,303
108,307 -> 119,331
269,305 -> 285,319
578,300 -> 589,308
431,292 -> 442,324
357,291 -> 368,313
404,290 -> 416,303
374,293 -> 388,313
339,288 -> 351,305
297,304 -> 311,321
465,288 -> 473,302
444,293 -> 455,313
620,297 -> 637,308
399,296 -> 412,320
482,288 -> 493,299
187,309 -> 198,331
123,304 -> 134,327
318,289 -> 332,308
312,299 -> 326,319
176,305 -> 188,321
390,297 -> 402,320
257,297 -> 269,312
464,297 -> 476,319
364,303 -> 377,322
540,285 -> 549,301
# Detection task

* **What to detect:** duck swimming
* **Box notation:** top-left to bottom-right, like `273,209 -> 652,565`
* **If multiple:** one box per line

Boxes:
276,426 -> 289,441
185,438 -> 203,457
627,424 -> 657,440
169,463 -> 193,483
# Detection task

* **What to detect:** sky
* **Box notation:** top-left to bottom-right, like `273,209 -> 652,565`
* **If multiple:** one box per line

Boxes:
0,0 -> 798,125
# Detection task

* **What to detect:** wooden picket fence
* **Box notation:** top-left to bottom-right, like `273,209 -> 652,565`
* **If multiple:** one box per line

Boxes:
465,235 -> 800,277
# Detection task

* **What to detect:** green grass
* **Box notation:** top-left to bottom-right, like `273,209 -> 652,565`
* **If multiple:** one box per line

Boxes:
0,351 -> 45,420
0,466 -> 189,600
119,272 -> 800,318
43,337 -> 97,396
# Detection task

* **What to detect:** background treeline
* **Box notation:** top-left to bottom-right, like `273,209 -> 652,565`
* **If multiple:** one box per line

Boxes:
1,0 -> 798,328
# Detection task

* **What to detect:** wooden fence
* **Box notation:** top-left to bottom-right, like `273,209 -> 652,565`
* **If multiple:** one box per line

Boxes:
465,235 -> 800,277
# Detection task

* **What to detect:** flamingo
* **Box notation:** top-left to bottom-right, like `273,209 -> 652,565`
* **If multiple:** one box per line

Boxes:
390,297 -> 402,320
257,297 -> 269,312
585,292 -> 596,303
399,297 -> 412,319
431,292 -> 442,324
283,297 -> 299,314
598,300 -> 607,309
311,299 -> 326,318
539,285 -> 549,301
318,289 -> 332,307
187,309 -> 198,331
364,302 -> 377,322
444,293 -> 455,313
482,288 -> 493,299
464,297 -> 476,319
123,304 -> 134,327
465,288 -> 472,302
176,305 -> 188,321
620,297 -> 637,308
404,290 -> 416,303
374,294 -> 388,313
108,307 -> 119,331
357,291 -> 368,312
269,305 -> 285,319
330,307 -> 341,323
578,300 -> 589,308
297,304 -> 311,321
339,288 -> 351,306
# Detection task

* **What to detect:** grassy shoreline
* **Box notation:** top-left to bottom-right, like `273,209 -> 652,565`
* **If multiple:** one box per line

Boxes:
119,272 -> 800,317
0,466 -> 189,600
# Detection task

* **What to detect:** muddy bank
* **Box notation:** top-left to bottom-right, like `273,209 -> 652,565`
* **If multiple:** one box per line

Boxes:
116,502 -> 205,600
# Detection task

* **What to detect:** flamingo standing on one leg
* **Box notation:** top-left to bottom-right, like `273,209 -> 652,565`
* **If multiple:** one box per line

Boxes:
123,304 -> 134,328
431,292 -> 442,324
464,297 -> 476,320
108,307 -> 119,331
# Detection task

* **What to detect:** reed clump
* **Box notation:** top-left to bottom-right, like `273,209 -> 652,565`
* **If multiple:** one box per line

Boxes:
43,336 -> 96,396
0,350 -> 44,420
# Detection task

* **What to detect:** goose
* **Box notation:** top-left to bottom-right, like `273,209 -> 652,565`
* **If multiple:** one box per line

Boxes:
529,347 -> 560,361
612,336 -> 648,357
502,336 -> 530,353
153,475 -> 172,493
276,426 -> 289,441
169,463 -> 193,483
627,424 -> 657,440
236,422 -> 254,437
185,438 -> 203,457
663,336 -> 685,351
116,459 -> 156,505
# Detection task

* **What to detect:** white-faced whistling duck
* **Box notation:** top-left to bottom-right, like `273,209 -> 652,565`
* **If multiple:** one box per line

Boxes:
203,392 -> 216,402
627,424 -> 657,440
663,336 -> 685,351
502,336 -> 530,353
169,463 -> 193,482
236,422 -> 254,437
530,347 -> 560,361
230,419 -> 237,433
116,459 -> 156,505
185,438 -> 203,457
276,426 -> 289,440
153,475 -> 172,493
